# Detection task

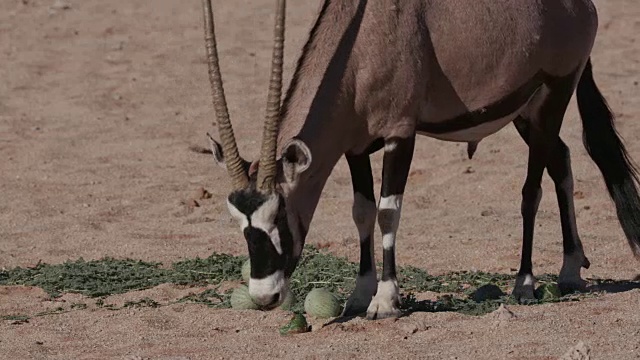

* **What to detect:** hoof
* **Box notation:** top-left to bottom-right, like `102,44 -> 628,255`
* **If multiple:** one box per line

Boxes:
365,280 -> 401,320
513,274 -> 536,302
558,279 -> 588,295
365,302 -> 402,320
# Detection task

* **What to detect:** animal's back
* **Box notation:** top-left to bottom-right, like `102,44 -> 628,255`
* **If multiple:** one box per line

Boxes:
352,0 -> 598,141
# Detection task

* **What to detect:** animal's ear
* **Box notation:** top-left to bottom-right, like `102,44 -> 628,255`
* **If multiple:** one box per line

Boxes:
207,133 -> 252,173
280,139 -> 312,184
248,160 -> 260,179
207,133 -> 227,169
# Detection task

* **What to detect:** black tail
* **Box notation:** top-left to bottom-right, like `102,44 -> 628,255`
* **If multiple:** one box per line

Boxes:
577,58 -> 640,258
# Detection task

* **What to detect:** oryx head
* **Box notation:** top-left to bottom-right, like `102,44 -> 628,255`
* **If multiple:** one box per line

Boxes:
201,0 -> 311,309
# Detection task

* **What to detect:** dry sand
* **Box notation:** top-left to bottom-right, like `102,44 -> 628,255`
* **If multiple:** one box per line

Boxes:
1,0 -> 639,359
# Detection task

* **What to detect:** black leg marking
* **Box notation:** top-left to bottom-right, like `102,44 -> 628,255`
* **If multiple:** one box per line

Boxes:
379,136 -> 415,281
346,153 -> 376,277
515,117 -> 590,293
342,153 -> 378,317
366,135 -> 416,320
514,119 -> 589,259
512,69 -> 582,301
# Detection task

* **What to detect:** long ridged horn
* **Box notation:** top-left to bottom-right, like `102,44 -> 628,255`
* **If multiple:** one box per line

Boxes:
257,0 -> 286,193
202,0 -> 249,190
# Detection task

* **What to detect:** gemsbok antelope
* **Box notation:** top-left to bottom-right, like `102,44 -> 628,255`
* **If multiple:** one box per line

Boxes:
201,0 -> 640,319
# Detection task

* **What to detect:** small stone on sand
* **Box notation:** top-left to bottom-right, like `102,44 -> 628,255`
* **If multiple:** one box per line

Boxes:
560,341 -> 590,360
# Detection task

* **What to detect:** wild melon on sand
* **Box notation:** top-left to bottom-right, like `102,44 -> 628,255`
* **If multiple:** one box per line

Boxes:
304,288 -> 342,318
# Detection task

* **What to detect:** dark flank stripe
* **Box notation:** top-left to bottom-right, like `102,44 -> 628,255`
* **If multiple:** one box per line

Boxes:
417,72 -> 545,134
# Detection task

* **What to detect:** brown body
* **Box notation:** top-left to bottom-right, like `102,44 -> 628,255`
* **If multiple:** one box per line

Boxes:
203,0 -> 640,319
279,0 -> 597,147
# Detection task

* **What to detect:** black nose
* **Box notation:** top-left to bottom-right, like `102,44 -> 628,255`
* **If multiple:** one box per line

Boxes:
266,293 -> 280,307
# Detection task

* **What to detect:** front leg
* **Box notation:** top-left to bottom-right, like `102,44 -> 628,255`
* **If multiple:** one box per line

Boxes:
367,136 -> 416,320
342,153 -> 378,317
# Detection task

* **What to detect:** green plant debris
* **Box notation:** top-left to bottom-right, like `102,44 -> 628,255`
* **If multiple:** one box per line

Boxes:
178,287 -> 232,309
70,303 -> 88,310
0,258 -> 171,297
170,253 -> 246,285
123,297 -> 160,309
1,314 -> 30,323
0,246 -> 609,317
0,253 -> 245,298
287,247 -> 358,313
35,306 -> 66,317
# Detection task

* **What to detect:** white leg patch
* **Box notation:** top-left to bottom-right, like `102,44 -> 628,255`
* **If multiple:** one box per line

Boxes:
384,142 -> 398,152
366,279 -> 401,319
378,195 -> 403,250
559,251 -> 587,291
249,270 -> 286,306
513,273 -> 536,301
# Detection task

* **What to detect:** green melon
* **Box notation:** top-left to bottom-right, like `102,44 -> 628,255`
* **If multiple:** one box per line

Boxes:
241,259 -> 251,283
535,282 -> 562,301
304,288 -> 342,318
230,285 -> 259,310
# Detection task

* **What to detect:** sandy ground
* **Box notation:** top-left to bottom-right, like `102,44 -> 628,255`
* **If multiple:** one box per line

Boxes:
1,0 -> 639,359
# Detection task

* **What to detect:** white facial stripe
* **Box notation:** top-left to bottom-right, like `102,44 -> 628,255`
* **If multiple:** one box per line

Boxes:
269,228 -> 283,255
249,193 -> 283,254
378,195 -> 403,250
227,194 -> 284,254
249,270 -> 285,301
226,199 -> 249,230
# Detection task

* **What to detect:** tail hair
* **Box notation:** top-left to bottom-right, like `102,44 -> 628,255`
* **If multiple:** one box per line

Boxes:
577,58 -> 640,257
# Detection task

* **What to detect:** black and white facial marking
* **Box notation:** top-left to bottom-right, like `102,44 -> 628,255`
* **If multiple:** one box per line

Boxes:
226,189 -> 295,308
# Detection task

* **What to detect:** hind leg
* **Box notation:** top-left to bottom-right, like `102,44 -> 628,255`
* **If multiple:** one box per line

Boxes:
342,153 -> 378,316
514,118 -> 591,294
551,139 -> 591,293
511,71 -> 583,301
512,121 -> 551,300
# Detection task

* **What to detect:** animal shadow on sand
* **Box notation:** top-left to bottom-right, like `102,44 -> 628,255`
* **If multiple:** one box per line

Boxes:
325,275 -> 640,325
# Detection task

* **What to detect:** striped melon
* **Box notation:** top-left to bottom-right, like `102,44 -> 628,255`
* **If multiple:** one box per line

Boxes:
535,282 -> 562,301
230,285 -> 259,310
304,288 -> 342,318
241,259 -> 251,283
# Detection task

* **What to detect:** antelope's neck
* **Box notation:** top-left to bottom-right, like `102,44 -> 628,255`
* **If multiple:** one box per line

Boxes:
277,0 -> 369,253
277,0 -> 368,164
